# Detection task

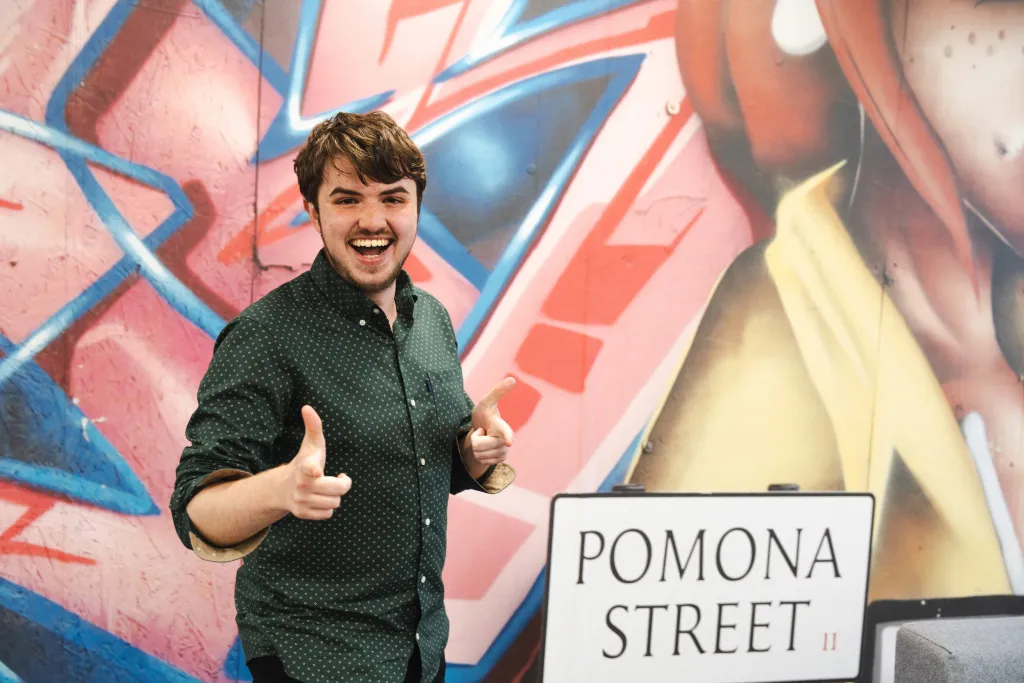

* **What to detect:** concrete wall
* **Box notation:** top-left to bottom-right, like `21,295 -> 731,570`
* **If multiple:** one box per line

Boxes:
0,0 -> 1021,681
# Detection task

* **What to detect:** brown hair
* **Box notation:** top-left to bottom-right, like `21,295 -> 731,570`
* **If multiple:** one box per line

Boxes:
293,110 -> 427,213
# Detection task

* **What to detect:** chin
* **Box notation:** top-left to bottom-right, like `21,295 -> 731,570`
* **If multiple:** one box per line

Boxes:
351,271 -> 400,293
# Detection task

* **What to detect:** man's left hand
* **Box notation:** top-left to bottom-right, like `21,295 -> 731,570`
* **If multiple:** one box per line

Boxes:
462,377 -> 516,479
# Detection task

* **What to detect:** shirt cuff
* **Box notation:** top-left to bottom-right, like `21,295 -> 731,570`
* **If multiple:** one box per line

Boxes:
186,469 -> 269,563
477,464 -> 497,483
476,463 -> 515,494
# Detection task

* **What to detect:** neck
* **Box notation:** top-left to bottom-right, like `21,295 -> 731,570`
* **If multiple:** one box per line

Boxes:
322,248 -> 401,324
366,282 -> 398,324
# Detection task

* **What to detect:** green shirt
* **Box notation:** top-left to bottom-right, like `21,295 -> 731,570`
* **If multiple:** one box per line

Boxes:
169,249 -> 514,683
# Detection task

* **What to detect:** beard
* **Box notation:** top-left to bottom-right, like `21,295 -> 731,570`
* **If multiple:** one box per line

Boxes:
322,236 -> 412,295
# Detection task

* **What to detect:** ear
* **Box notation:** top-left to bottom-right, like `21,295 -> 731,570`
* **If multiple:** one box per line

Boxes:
304,200 -> 322,234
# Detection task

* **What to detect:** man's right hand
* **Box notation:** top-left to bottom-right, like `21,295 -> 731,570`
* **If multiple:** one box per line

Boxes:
278,405 -> 352,520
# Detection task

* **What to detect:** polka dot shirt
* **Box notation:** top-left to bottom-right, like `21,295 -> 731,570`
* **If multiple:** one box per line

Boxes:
170,249 -> 514,683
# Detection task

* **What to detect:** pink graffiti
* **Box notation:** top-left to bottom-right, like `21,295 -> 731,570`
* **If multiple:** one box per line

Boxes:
0,0 -> 753,679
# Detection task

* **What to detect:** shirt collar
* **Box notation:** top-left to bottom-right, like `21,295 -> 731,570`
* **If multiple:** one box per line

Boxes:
310,248 -> 417,321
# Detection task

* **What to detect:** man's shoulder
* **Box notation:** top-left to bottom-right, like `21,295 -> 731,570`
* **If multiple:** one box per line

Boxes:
236,269 -> 317,327
409,284 -> 450,319
211,271 -> 317,350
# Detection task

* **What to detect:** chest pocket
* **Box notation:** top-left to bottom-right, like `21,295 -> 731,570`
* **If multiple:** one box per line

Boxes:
425,366 -> 469,435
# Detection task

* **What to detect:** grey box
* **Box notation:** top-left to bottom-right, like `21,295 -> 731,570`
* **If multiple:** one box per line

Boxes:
894,615 -> 1024,682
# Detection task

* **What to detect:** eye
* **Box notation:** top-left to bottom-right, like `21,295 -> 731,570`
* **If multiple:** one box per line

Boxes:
335,197 -> 356,205
384,196 -> 404,204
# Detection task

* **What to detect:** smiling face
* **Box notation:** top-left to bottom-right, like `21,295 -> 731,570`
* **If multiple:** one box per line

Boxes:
890,0 -> 1024,249
306,155 -> 419,296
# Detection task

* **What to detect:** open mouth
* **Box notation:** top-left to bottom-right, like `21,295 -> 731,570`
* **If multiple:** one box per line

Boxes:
349,237 -> 394,263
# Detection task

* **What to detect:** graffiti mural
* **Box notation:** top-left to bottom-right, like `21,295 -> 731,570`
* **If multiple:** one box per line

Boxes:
628,0 -> 1024,672
0,0 -> 720,680
1,0 -> 1020,681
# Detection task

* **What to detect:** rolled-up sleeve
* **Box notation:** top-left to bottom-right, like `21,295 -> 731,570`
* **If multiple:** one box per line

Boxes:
169,315 -> 293,559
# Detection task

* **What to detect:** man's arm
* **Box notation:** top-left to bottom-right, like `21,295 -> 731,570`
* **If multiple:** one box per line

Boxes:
170,316 -> 292,561
450,379 -> 517,495
184,405 -> 351,551
451,426 -> 513,495
185,467 -> 290,549
431,298 -> 515,494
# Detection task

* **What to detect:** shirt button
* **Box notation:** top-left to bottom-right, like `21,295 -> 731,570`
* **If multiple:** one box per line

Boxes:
416,632 -> 420,641
420,458 -> 425,466
421,575 -> 426,583
373,308 -> 380,314
359,319 -> 366,326
425,518 -> 431,526
410,398 -> 416,407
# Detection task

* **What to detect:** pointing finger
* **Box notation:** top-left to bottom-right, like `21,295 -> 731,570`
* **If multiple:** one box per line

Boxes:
477,376 -> 516,411
311,474 -> 352,497
303,493 -> 343,510
488,417 -> 514,447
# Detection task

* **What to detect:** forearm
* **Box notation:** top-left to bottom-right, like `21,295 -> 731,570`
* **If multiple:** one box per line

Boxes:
186,467 -> 289,548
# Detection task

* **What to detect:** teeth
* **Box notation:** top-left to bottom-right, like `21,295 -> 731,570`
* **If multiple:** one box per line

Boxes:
351,239 -> 391,248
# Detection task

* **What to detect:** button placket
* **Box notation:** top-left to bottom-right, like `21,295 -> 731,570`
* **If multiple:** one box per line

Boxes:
396,339 -> 433,617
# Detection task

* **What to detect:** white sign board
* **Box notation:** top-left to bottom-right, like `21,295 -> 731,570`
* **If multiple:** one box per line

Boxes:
541,492 -> 875,683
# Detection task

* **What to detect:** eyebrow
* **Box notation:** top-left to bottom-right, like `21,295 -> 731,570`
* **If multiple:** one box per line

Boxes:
328,186 -> 410,198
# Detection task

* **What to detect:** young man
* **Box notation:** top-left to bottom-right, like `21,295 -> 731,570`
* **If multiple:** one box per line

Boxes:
169,111 -> 516,683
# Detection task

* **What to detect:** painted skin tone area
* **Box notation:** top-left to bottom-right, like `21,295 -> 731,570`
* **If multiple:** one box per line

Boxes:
884,0 -> 1024,548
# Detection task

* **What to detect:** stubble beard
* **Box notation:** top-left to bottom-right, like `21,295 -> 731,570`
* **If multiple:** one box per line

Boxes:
323,240 -> 410,296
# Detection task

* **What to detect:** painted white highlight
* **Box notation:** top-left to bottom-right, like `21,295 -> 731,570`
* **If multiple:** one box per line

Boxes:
962,411 -> 1024,594
0,657 -> 24,683
771,0 -> 827,57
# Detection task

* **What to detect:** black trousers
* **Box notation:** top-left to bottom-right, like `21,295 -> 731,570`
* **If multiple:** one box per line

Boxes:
247,649 -> 446,683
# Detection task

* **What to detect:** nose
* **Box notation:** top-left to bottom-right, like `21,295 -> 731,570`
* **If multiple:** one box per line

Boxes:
356,204 -> 388,232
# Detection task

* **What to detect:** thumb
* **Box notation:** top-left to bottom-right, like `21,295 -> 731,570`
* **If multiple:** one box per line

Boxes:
464,427 -> 485,447
300,453 -> 324,479
301,405 -> 325,449
298,406 -> 326,477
